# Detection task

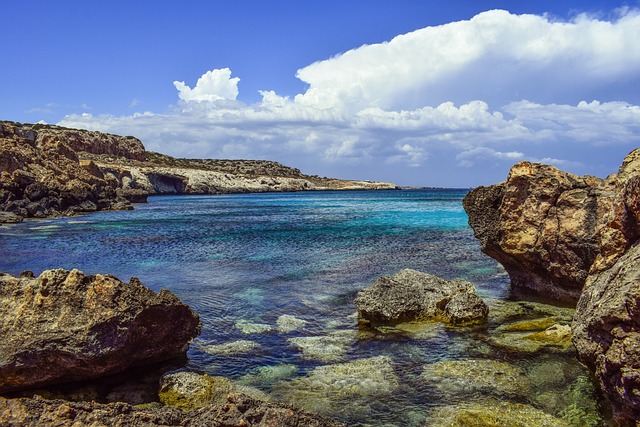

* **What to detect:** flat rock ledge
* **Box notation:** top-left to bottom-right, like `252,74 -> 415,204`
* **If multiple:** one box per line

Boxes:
572,243 -> 640,427
0,393 -> 346,427
354,269 -> 488,326
0,269 -> 201,393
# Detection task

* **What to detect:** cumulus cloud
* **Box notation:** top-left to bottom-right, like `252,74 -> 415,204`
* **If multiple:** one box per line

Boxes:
173,68 -> 240,102
295,9 -> 640,110
59,9 -> 640,186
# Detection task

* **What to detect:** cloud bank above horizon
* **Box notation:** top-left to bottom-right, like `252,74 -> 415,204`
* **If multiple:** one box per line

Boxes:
59,9 -> 640,186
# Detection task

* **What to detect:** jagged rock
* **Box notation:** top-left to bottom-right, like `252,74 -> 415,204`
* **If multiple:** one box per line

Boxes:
0,211 -> 22,223
0,269 -> 201,393
463,149 -> 640,302
572,243 -> 640,427
355,269 -> 488,325
0,393 -> 346,427
0,122 -> 134,219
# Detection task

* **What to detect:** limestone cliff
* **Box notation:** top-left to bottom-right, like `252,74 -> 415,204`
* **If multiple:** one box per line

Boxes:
462,150 -> 640,302
0,121 -> 398,222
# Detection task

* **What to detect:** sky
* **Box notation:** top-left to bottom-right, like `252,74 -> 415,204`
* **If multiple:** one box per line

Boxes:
2,1 -> 640,187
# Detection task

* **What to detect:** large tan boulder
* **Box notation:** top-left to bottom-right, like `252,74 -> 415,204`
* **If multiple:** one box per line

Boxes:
463,149 -> 640,302
0,269 -> 201,393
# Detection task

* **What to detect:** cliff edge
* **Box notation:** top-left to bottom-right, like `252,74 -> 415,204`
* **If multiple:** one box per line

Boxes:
0,121 -> 398,222
462,150 -> 640,303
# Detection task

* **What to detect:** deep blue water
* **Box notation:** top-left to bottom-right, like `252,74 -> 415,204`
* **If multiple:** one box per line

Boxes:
2,190 -> 598,426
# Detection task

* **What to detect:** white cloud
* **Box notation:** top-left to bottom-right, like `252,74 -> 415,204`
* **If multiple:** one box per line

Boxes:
59,9 -> 640,186
294,9 -> 640,110
173,68 -> 240,103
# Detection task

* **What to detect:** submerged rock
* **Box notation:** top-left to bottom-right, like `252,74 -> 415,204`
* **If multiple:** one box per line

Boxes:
489,323 -> 574,355
463,149 -> 640,302
287,330 -> 355,362
355,269 -> 488,326
272,356 -> 398,418
235,319 -> 273,334
425,400 -> 571,427
421,359 -> 531,399
0,393 -> 347,426
572,243 -> 640,426
277,314 -> 308,333
0,269 -> 201,393
238,364 -> 298,388
200,339 -> 261,355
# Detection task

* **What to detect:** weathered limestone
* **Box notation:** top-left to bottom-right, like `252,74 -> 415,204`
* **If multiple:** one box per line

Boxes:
1,121 -> 397,222
355,269 -> 488,325
572,243 -> 640,426
463,149 -> 640,302
0,269 -> 201,393
0,393 -> 347,427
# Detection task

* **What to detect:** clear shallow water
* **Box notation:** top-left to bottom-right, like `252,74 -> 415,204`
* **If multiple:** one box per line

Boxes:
0,190 -> 605,426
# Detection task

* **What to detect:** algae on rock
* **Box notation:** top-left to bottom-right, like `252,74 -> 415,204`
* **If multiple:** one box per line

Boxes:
272,356 -> 399,417
421,359 -> 531,399
158,372 -> 232,411
425,400 -> 571,427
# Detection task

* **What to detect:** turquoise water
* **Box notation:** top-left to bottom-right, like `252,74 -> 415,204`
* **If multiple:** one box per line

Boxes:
0,190 -> 604,425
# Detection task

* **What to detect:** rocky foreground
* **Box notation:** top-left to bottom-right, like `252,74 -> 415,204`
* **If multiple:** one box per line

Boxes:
0,269 -> 201,393
464,149 -> 640,426
0,121 -> 397,222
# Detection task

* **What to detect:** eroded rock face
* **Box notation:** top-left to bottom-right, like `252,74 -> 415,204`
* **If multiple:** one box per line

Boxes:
0,393 -> 346,427
0,269 -> 201,393
355,269 -> 488,325
463,149 -> 640,302
0,122 -> 135,220
1,121 -> 397,221
572,243 -> 640,426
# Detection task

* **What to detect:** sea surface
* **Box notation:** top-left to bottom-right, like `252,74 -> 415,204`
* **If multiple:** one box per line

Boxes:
0,189 -> 606,426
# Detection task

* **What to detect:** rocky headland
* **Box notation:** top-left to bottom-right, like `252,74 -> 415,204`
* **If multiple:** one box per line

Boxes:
463,149 -> 640,426
0,120 -> 397,222
462,150 -> 640,303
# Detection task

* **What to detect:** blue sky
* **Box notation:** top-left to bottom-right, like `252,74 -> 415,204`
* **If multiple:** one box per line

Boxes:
2,1 -> 640,186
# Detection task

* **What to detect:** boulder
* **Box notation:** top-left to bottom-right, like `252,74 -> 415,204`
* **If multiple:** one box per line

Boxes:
355,269 -> 488,325
0,393 -> 346,427
572,243 -> 640,426
463,149 -> 640,302
0,269 -> 201,393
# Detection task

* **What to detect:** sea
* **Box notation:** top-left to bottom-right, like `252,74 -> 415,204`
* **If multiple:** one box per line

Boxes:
0,189 -> 607,426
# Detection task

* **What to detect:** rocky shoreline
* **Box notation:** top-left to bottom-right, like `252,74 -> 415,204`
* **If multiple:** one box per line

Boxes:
464,149 -> 640,426
2,120 -> 639,425
0,120 -> 398,223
